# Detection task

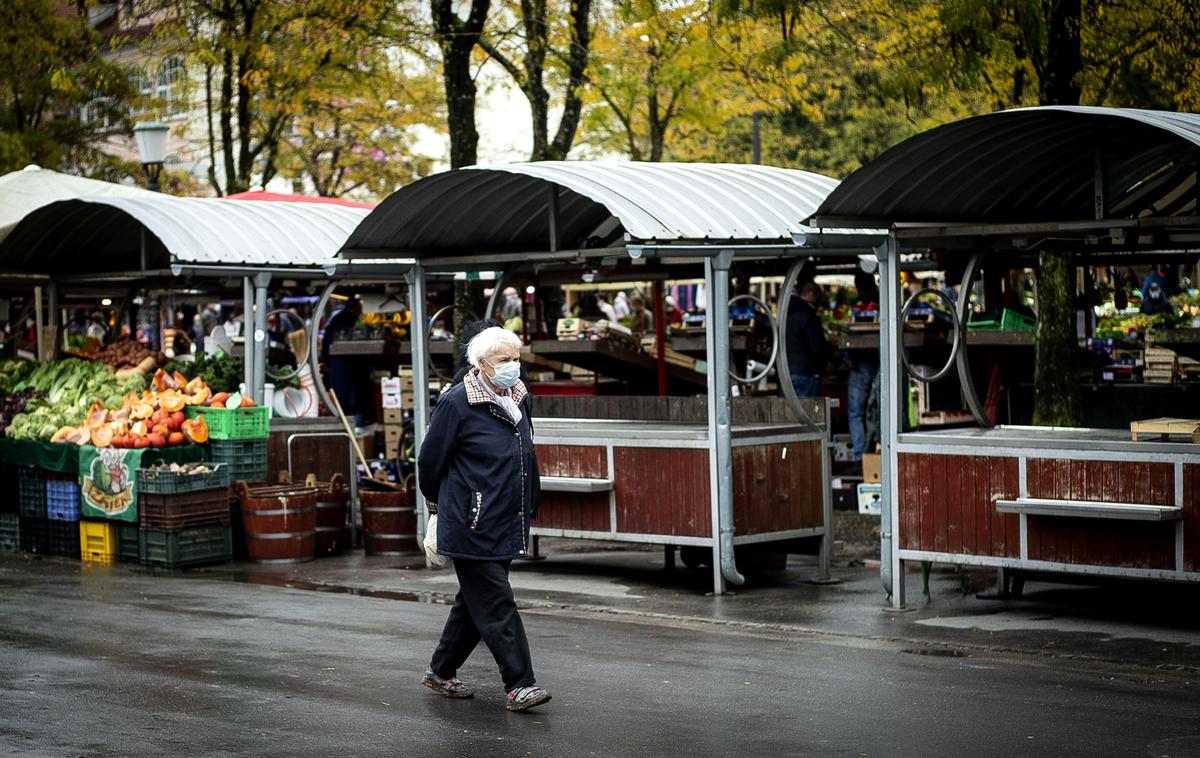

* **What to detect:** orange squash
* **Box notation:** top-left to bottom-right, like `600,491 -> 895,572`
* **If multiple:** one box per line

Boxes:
91,425 -> 114,448
182,416 -> 209,444
152,368 -> 168,392
50,426 -> 75,444
158,390 -> 185,413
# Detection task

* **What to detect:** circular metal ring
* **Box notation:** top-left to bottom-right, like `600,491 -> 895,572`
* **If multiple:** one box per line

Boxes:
264,308 -> 309,383
775,257 -> 820,427
900,287 -> 961,383
727,294 -> 778,385
426,304 -> 480,382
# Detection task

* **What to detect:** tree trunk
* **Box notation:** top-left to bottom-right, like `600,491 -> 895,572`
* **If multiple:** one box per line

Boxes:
432,0 -> 490,169
1031,0 -> 1083,426
1032,251 -> 1082,425
549,0 -> 592,160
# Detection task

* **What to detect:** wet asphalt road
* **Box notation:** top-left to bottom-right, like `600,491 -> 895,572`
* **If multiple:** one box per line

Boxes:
2,556 -> 1199,758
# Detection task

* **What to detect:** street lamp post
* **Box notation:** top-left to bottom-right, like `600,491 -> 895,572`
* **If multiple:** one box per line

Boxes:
133,122 -> 170,192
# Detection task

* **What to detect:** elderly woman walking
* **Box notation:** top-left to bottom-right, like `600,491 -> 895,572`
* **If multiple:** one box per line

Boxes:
417,326 -> 549,712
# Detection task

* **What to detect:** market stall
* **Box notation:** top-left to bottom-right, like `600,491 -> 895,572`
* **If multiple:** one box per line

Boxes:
807,106 -> 1200,606
341,161 -> 843,593
0,192 -> 371,565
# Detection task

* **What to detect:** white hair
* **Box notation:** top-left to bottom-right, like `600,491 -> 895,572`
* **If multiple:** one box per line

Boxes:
466,326 -> 522,368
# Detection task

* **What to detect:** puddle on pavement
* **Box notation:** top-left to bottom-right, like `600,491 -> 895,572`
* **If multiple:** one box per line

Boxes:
197,570 -> 454,605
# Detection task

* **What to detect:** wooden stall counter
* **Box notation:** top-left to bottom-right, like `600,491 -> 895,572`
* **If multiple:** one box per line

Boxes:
894,426 -> 1200,581
531,417 -> 828,549
267,416 -> 354,485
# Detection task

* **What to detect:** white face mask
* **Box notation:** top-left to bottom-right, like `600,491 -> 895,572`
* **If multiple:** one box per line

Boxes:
484,358 -> 521,389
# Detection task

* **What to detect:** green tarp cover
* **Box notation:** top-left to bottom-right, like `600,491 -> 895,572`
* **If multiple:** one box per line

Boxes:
0,438 -> 81,473
78,445 -> 205,523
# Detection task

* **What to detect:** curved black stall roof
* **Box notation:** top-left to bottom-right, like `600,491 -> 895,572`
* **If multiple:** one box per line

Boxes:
810,107 -> 1200,235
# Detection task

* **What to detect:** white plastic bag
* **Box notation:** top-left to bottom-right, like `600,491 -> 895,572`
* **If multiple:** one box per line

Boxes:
423,513 -> 451,569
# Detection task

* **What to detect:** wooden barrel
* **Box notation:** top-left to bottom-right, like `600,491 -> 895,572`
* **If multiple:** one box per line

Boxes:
308,473 -> 349,557
235,482 -> 319,564
360,477 -> 417,556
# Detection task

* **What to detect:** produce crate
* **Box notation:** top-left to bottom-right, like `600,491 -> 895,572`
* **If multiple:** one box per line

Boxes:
208,439 -> 268,483
137,464 -> 230,495
47,519 -> 81,558
114,523 -> 141,564
0,464 -> 17,514
46,476 -> 82,521
139,525 -> 232,569
0,512 -> 19,550
968,308 -> 1038,332
18,466 -> 47,518
185,405 -> 270,440
19,515 -> 50,554
139,489 -> 231,531
79,519 -> 116,563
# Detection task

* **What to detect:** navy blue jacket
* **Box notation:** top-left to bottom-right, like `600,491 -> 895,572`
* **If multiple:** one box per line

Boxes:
417,370 -> 540,561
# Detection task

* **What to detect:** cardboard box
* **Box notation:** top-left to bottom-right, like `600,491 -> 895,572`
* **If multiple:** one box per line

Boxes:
382,408 -> 405,424
384,425 -> 402,445
831,434 -> 854,462
380,377 -> 402,394
382,392 -> 411,409
857,483 -> 881,516
862,453 -> 881,483
385,438 -> 401,459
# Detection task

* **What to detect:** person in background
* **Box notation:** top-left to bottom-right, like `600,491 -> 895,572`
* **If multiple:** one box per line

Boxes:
613,291 -> 631,321
596,293 -> 617,322
320,296 -> 366,422
627,294 -> 654,336
575,292 -> 606,321
847,270 -> 880,461
418,326 -> 549,712
500,287 -> 524,333
1141,265 -> 1172,315
785,281 -> 832,398
665,295 -> 683,326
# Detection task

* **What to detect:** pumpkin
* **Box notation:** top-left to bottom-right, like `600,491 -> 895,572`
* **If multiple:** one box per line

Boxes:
182,416 -> 209,444
152,368 -> 169,392
50,426 -> 75,444
91,425 -> 114,448
158,390 -> 185,413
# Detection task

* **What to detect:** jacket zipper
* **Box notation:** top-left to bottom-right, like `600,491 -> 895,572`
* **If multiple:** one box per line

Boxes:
470,491 -> 483,530
488,404 -> 527,556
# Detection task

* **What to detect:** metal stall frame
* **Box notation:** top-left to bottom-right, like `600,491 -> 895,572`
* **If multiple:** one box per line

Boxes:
803,106 -> 1200,608
340,162 -> 853,594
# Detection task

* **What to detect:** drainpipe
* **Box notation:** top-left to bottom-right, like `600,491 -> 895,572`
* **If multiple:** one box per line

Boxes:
251,272 -> 271,405
406,264 -> 431,557
705,249 -> 744,591
242,277 -> 254,397
877,235 -> 904,607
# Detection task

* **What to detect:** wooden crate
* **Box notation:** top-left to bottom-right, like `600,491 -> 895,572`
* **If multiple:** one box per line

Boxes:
1131,418 -> 1200,443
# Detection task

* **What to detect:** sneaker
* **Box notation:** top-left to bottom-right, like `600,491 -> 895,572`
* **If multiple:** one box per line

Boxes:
423,667 -> 474,699
506,686 -> 551,712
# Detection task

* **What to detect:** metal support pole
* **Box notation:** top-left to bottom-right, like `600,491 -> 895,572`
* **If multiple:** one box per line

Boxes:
879,234 -> 905,608
705,250 -> 744,594
46,282 -> 59,358
243,277 -> 254,396
653,280 -> 667,396
33,285 -> 45,361
407,264 -> 431,556
252,272 -> 270,406
817,396 -> 834,582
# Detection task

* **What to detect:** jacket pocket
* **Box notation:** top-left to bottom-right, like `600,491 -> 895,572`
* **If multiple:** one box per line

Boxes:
469,491 -> 484,530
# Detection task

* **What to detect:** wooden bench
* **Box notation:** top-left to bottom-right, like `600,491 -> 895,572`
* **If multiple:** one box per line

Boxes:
996,497 -> 1182,522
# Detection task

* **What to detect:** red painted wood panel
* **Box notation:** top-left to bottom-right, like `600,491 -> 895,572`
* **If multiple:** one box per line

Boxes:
732,441 -> 823,535
897,453 -> 1019,557
1024,458 -> 1176,569
535,445 -> 607,479
1185,465 -> 1200,572
614,448 -> 710,537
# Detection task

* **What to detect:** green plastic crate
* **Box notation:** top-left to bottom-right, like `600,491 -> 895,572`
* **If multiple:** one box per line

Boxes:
185,405 -> 270,440
114,523 -> 141,564
139,524 -> 232,569
968,308 -> 1037,332
137,464 -> 230,495
207,439 -> 268,484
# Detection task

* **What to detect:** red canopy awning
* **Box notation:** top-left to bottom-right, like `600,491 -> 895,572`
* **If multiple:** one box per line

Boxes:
221,190 -> 375,210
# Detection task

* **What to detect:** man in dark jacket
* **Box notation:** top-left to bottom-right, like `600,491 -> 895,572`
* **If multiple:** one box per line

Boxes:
786,282 -> 832,397
417,326 -> 549,712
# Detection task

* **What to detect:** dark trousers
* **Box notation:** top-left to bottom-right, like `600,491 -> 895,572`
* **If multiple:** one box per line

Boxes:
430,558 -> 535,692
